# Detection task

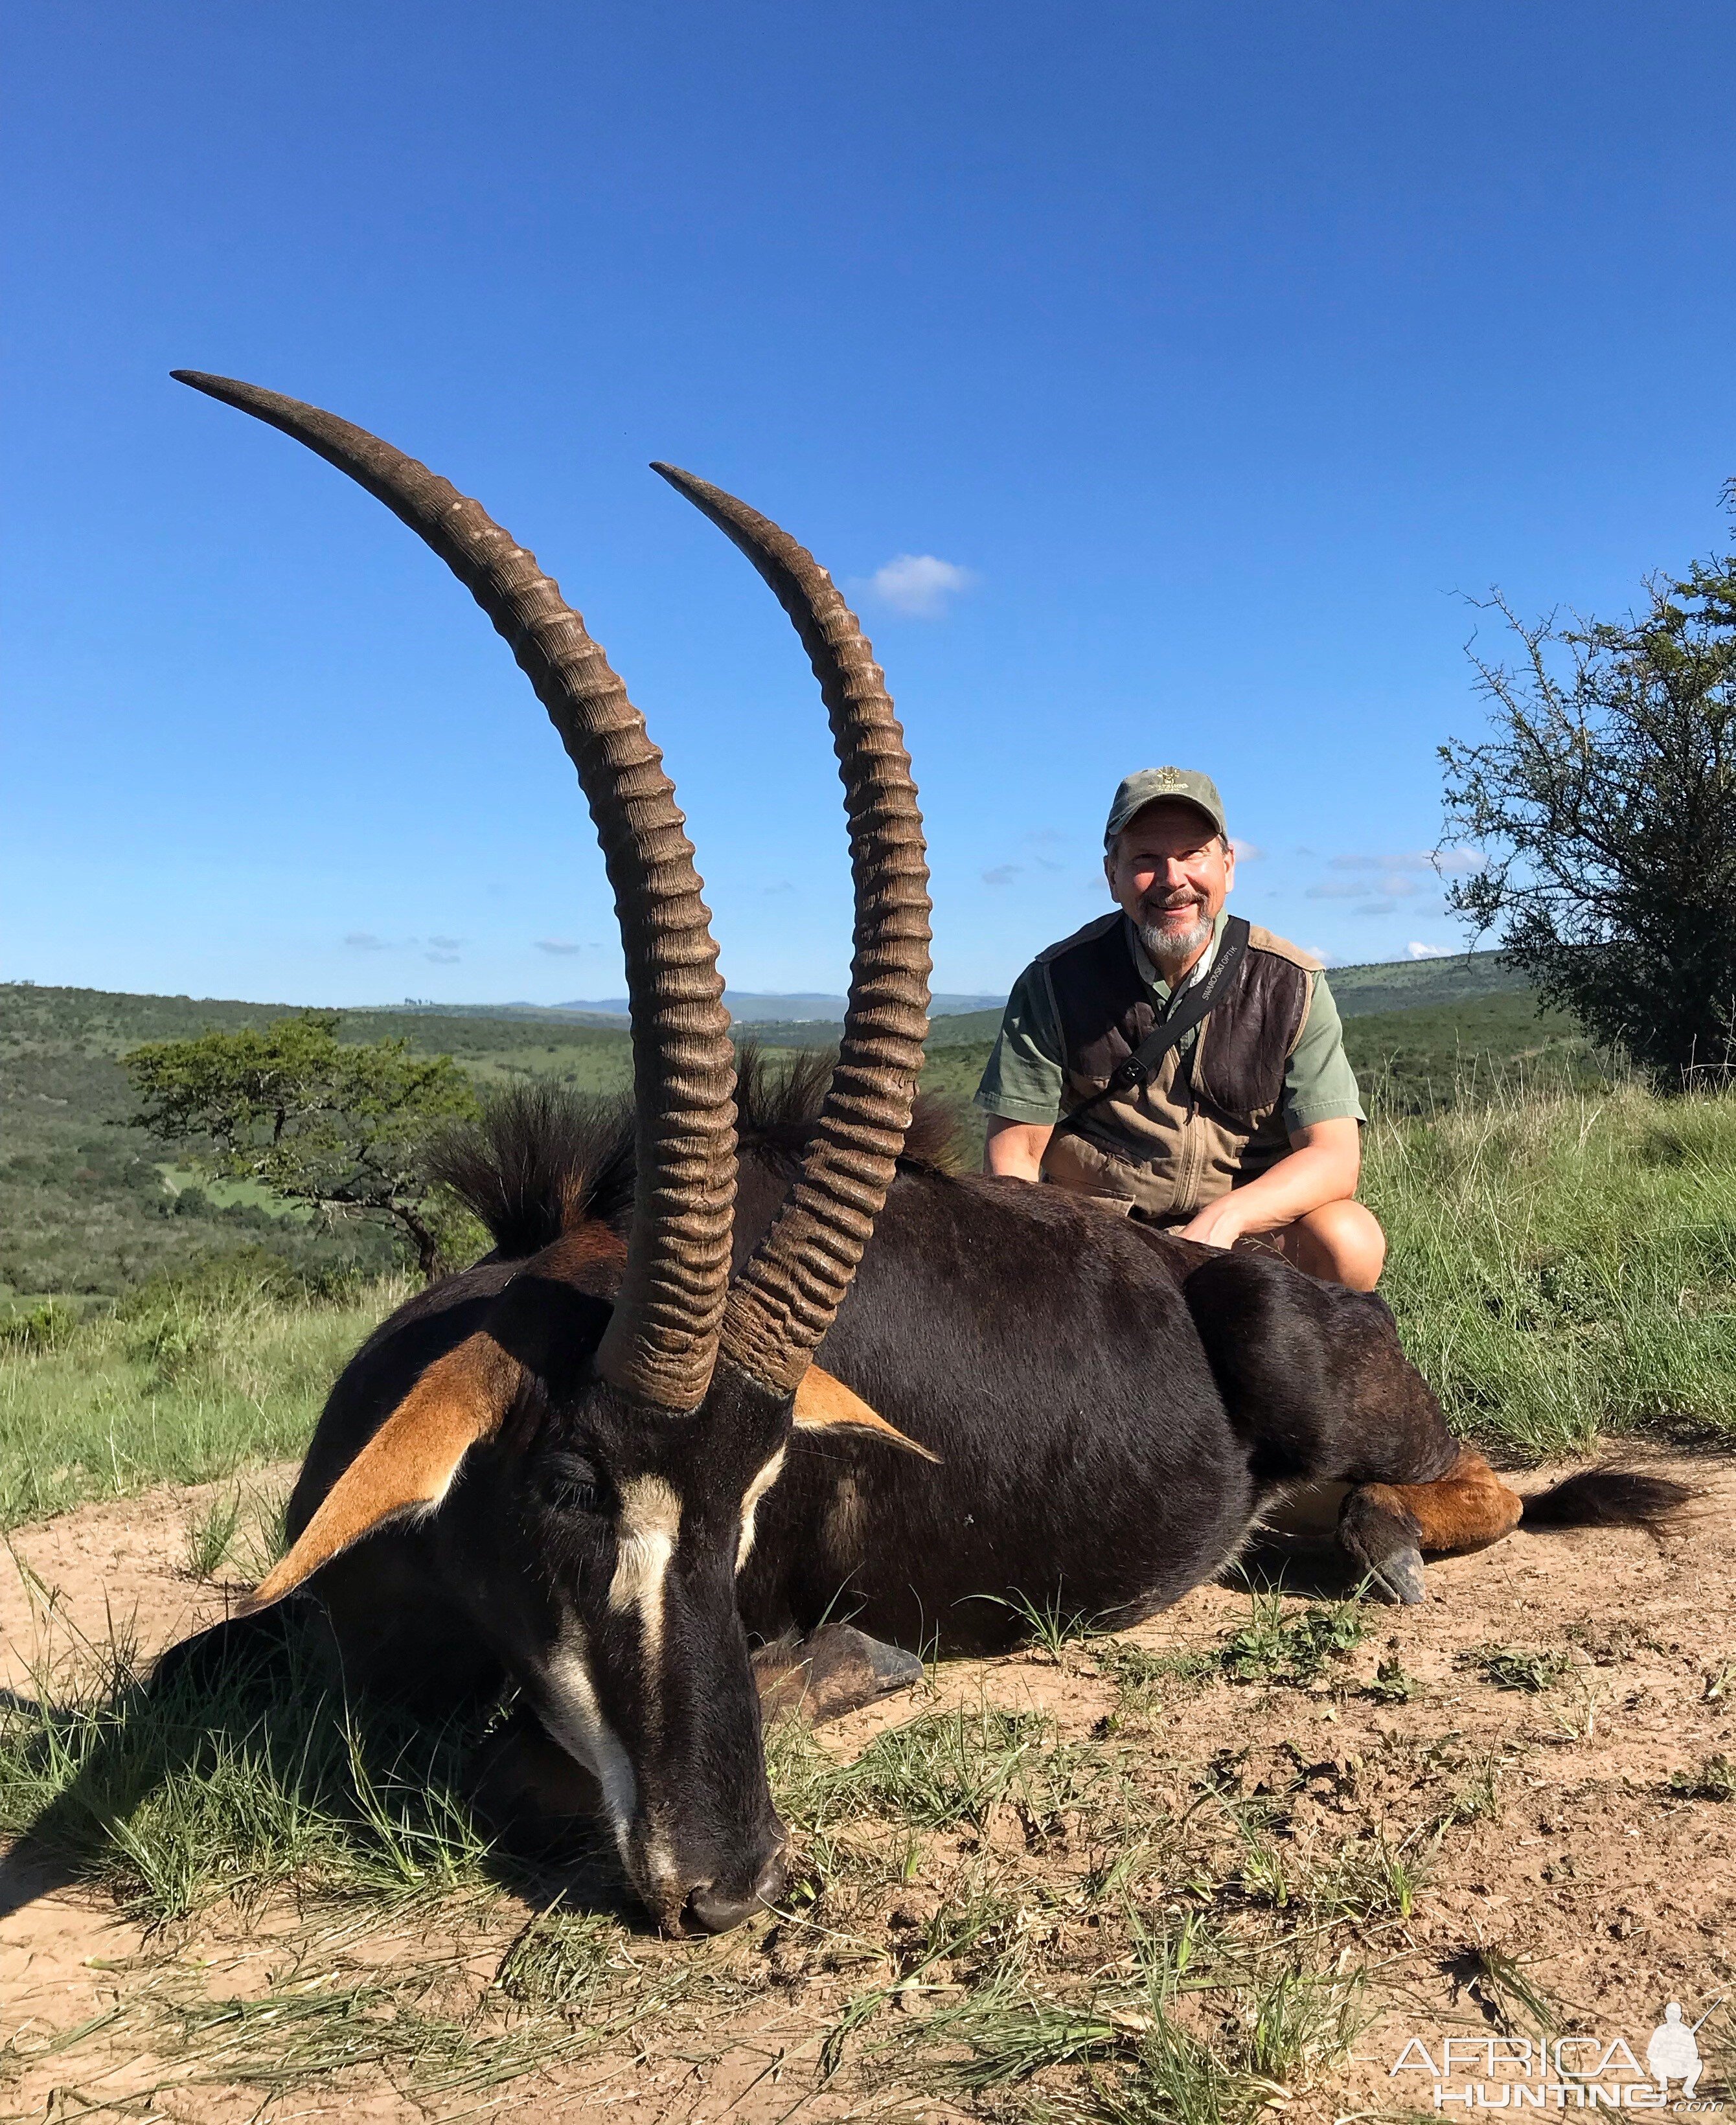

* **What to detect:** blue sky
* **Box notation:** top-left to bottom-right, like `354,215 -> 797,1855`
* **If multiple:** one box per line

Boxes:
6,3 -> 1733,1006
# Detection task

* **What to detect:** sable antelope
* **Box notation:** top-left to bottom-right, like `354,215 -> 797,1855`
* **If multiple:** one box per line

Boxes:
170,373 -> 1689,1936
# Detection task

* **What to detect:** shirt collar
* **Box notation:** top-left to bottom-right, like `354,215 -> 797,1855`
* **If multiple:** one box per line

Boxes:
1126,907 -> 1229,1006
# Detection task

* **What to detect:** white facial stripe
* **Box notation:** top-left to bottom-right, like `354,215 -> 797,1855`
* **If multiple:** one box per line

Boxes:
609,1474 -> 682,1615
540,1628 -> 637,1863
609,1474 -> 683,1701
737,1447 -> 788,1573
641,1832 -> 680,1904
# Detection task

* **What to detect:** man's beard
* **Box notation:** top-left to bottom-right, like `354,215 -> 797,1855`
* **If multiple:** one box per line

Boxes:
1139,903 -> 1213,967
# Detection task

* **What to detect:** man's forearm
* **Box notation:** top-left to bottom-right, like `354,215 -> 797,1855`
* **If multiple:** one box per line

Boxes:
1181,1123 -> 1362,1245
1213,1145 -> 1355,1232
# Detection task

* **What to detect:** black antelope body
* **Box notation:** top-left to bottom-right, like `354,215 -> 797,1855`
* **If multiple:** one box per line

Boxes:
168,374 -> 1689,1935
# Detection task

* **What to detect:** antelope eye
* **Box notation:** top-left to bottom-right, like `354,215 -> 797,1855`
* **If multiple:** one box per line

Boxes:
538,1453 -> 604,1516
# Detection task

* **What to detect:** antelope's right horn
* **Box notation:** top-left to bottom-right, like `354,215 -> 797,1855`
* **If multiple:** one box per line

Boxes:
173,373 -> 737,1414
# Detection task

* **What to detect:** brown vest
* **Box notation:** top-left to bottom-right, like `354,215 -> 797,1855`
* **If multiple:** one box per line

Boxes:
1038,913 -> 1317,1219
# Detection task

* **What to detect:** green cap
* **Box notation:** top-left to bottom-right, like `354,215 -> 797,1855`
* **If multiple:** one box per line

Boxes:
1104,767 -> 1227,848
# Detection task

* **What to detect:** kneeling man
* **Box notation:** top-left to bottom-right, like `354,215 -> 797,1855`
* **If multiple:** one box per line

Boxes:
976,768 -> 1386,1290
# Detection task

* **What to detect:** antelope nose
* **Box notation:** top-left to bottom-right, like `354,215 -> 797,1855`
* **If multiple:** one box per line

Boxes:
682,1854 -> 788,1935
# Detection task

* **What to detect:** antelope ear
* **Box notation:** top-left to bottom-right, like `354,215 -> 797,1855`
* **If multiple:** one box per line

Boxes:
792,1369 -> 941,1463
242,1333 -> 522,1614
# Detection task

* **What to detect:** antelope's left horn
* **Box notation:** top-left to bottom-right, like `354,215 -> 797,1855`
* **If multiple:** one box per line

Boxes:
654,465 -> 932,1396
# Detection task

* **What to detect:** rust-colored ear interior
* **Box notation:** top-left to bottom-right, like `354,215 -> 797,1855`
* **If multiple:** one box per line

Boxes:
792,1369 -> 941,1463
242,1333 -> 522,1614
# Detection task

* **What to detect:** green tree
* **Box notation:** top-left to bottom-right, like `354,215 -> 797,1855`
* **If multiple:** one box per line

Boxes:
124,1012 -> 482,1276
1441,491 -> 1736,1086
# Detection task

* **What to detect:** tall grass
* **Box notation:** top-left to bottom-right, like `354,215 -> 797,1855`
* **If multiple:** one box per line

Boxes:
1365,1073 -> 1736,1458
0,1262 -> 411,1527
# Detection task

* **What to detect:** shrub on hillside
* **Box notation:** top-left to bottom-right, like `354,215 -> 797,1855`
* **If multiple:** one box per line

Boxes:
124,1013 -> 482,1277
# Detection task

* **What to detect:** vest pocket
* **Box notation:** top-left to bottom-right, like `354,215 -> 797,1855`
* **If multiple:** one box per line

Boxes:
1044,1120 -> 1186,1218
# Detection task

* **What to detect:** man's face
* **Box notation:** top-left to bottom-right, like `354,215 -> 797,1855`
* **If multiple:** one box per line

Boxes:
1104,801 -> 1235,962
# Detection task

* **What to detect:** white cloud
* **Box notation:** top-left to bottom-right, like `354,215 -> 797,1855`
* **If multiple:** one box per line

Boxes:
1230,838 -> 1264,862
344,931 -> 390,951
862,554 -> 978,619
1308,876 -> 1422,900
1407,940 -> 1458,959
534,938 -> 588,956
1330,848 -> 1485,877
1354,899 -> 1397,917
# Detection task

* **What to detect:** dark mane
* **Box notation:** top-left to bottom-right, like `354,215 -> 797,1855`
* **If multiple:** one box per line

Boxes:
732,1045 -> 966,1178
427,1080 -> 637,1260
430,1042 -> 968,1261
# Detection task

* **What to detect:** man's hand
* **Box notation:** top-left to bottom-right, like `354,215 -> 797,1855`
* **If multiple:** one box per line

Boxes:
1177,1117 -> 1363,1247
983,1116 -> 1053,1181
1176,1193 -> 1250,1249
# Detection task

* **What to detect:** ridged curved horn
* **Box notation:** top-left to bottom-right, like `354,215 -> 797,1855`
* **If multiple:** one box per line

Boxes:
174,374 -> 735,1412
653,466 -> 931,1395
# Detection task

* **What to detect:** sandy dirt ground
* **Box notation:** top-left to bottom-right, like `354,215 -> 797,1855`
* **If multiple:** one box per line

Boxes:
0,1467 -> 299,1698
1,1450 -> 1732,2124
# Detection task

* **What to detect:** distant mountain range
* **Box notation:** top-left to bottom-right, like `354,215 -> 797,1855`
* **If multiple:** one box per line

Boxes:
554,992 -> 1006,1025
378,958 -> 1525,1032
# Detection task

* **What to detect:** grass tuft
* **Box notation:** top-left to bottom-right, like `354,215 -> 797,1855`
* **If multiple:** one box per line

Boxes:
816,1703 -> 1079,1835
1362,1652 -> 1421,1703
0,1611 -> 505,1922
1218,1590 -> 1367,1690
182,1486 -> 246,1581
1670,1752 -> 1736,1801
1460,1644 -> 1573,1693
1458,1944 -> 1564,2039
493,1900 -> 619,2013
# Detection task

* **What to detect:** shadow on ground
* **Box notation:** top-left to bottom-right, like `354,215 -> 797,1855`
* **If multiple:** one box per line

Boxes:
0,1598 -> 631,1928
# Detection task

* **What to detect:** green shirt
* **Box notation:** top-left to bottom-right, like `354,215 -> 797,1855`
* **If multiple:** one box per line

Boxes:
974,911 -> 1365,1135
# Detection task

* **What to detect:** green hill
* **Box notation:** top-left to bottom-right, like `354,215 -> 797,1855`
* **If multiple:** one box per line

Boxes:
1323,951 -> 1532,1016
0,985 -> 638,1305
0,959 -> 1584,1306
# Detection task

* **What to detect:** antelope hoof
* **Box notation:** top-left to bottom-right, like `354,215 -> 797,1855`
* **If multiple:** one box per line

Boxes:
1363,1541 -> 1427,1605
1336,1490 -> 1429,1605
754,1624 -> 923,1726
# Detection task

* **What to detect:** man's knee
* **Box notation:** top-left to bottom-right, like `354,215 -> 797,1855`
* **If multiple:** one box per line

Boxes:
1286,1201 -> 1386,1291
